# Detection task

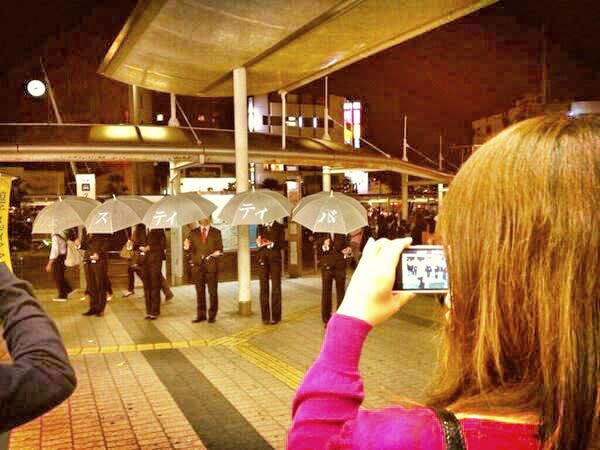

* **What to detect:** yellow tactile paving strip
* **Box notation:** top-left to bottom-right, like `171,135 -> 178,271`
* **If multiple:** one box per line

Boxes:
64,306 -> 319,390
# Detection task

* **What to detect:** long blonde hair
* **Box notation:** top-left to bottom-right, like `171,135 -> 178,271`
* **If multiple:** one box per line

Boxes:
430,114 -> 599,449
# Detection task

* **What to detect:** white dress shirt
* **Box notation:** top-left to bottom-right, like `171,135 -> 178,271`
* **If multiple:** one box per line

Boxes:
49,233 -> 67,260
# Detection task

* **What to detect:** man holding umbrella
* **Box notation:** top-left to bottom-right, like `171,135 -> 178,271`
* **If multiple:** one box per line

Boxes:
79,232 -> 109,317
185,218 -> 223,323
316,232 -> 352,324
256,220 -> 285,324
140,228 -> 167,320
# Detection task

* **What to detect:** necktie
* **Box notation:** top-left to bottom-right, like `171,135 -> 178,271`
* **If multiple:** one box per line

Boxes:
202,228 -> 208,243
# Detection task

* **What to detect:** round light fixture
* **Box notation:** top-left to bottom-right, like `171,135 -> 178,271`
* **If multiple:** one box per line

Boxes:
26,79 -> 46,97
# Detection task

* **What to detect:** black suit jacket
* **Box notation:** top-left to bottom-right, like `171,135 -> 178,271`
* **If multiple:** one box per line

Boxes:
257,222 -> 285,262
316,233 -> 350,271
187,226 -> 223,273
144,229 -> 167,264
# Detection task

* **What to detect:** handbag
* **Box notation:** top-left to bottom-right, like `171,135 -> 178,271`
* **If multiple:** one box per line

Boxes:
432,408 -> 466,450
65,240 -> 82,267
119,242 -> 133,259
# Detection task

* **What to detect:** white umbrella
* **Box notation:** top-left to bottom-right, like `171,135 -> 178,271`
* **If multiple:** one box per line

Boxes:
292,190 -> 367,234
84,196 -> 152,234
32,196 -> 100,234
219,188 -> 292,225
142,192 -> 217,229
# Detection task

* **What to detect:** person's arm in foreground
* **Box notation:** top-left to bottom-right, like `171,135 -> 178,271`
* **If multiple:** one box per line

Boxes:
288,237 -> 414,449
0,264 -> 76,432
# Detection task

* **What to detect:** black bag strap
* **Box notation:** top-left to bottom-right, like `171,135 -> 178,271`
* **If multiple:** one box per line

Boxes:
432,408 -> 466,450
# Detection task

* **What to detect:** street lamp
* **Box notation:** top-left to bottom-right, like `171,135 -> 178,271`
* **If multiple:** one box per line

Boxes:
25,79 -> 46,97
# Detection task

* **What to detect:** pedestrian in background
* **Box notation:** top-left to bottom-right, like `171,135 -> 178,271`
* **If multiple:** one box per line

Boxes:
185,217 -> 223,323
256,220 -> 285,324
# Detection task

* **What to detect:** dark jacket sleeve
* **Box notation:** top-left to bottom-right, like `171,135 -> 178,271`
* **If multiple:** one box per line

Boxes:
214,229 -> 224,253
0,264 -> 76,432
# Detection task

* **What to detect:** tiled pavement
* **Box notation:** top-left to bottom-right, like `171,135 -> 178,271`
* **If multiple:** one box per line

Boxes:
6,276 -> 442,450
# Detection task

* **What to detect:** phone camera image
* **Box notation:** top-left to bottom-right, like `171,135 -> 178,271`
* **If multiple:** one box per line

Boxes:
394,246 -> 448,293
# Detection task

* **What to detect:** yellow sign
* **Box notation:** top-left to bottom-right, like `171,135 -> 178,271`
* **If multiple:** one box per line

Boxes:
0,177 -> 12,271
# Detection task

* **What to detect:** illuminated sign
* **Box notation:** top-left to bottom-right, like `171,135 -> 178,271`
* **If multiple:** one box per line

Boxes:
343,101 -> 361,148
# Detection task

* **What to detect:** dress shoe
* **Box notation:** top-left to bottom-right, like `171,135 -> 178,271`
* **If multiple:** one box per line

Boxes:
270,320 -> 280,325
122,291 -> 134,297
95,312 -> 104,317
262,320 -> 270,325
207,318 -> 216,323
148,315 -> 157,320
192,317 -> 206,323
82,310 -> 95,316
165,293 -> 174,301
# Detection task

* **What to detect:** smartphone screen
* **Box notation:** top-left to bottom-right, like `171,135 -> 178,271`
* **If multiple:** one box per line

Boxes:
393,245 -> 449,293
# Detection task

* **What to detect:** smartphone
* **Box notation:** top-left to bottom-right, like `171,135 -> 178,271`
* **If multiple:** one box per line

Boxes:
393,245 -> 449,293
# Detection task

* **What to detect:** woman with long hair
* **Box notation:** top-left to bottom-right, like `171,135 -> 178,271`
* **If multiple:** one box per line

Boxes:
288,114 -> 599,450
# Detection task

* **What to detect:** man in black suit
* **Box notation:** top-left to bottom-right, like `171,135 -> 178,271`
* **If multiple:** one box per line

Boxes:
316,232 -> 352,324
140,228 -> 167,320
185,218 -> 223,323
256,221 -> 285,325
122,224 -> 172,301
79,233 -> 109,317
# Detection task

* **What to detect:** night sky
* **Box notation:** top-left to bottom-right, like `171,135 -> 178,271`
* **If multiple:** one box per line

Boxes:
1,0 -> 598,167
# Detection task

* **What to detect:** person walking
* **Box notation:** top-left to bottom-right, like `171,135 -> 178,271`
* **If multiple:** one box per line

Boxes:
185,218 -> 223,323
140,228 -> 167,320
316,232 -> 352,325
45,230 -> 73,302
256,220 -> 285,324
80,233 -> 108,317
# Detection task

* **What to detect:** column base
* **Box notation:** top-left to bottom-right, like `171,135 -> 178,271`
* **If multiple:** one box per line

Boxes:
238,301 -> 252,316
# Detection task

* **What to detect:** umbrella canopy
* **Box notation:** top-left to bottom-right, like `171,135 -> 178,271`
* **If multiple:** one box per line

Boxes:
60,195 -> 99,206
219,189 -> 292,225
142,192 -> 217,229
84,196 -> 152,234
32,196 -> 100,234
292,191 -> 367,234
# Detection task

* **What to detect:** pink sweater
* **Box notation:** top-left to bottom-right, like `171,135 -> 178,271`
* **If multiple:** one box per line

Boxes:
288,314 -> 540,449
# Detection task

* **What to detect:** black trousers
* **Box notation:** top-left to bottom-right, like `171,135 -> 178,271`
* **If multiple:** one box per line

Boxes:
87,260 -> 107,314
53,254 -> 71,299
191,266 -> 218,320
128,264 -> 172,297
321,267 -> 346,324
258,252 -> 282,322
142,260 -> 162,317
84,262 -> 112,296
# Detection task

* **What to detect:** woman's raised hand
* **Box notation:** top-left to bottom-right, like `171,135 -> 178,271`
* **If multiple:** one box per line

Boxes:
337,237 -> 415,326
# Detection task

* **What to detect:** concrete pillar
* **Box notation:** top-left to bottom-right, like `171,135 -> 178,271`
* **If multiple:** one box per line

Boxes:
168,162 -> 183,285
234,67 -> 252,315
130,85 -> 140,125
322,166 -> 331,192
401,174 -> 409,220
168,93 -> 180,127
287,175 -> 303,278
280,91 -> 287,149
